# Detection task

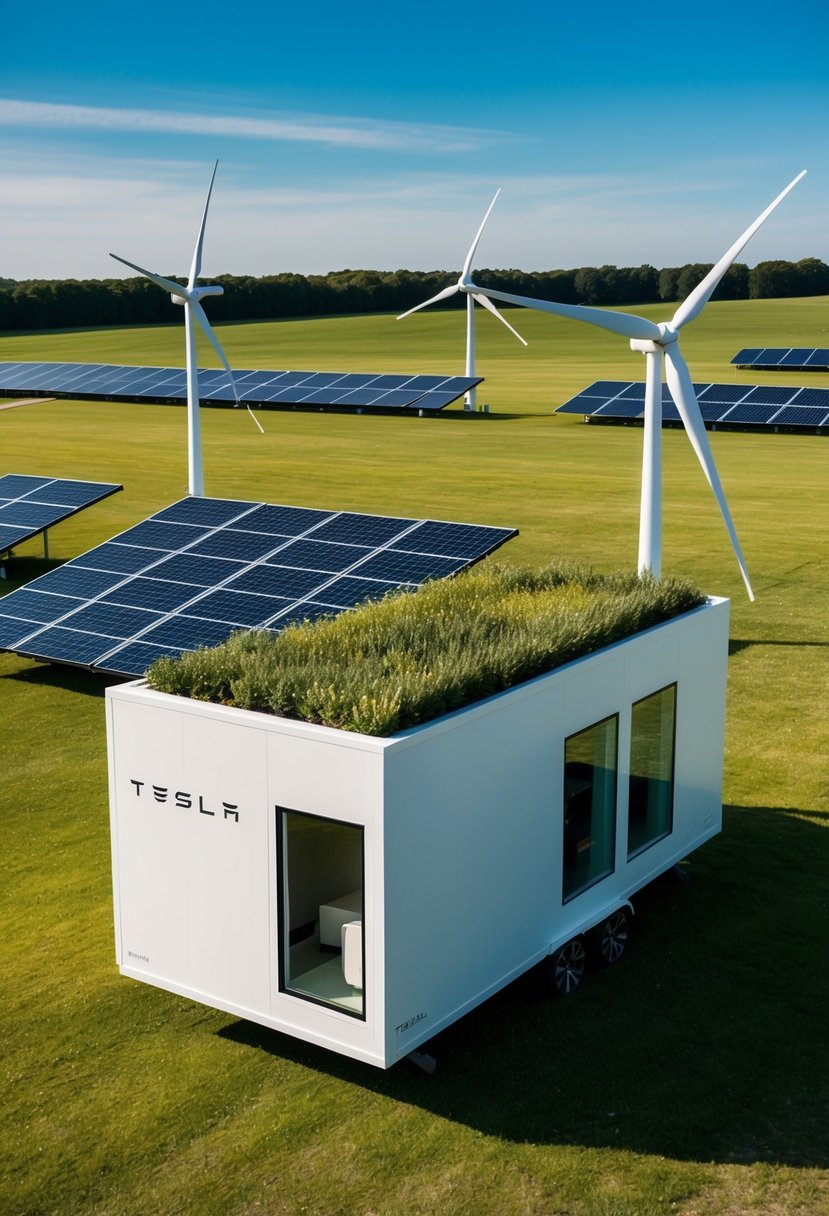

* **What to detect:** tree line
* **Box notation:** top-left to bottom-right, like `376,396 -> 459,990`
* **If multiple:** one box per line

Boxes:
1,258 -> 827,333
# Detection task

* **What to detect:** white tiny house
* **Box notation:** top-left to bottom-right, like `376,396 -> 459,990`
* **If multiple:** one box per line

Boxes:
106,596 -> 729,1069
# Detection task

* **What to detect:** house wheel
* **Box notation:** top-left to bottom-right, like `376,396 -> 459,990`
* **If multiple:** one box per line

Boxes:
592,908 -> 629,966
547,937 -> 587,996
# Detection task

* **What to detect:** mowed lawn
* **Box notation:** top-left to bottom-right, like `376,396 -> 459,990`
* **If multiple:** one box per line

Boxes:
1,298 -> 827,1216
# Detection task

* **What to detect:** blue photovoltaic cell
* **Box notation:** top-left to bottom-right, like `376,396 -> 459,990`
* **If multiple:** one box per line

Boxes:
0,363 -> 480,412
186,588 -> 294,626
721,403 -> 780,425
311,576 -> 409,609
772,406 -> 829,427
742,385 -> 798,405
21,626 -> 120,666
698,384 -> 750,403
101,577 -> 205,612
595,400 -> 643,419
0,474 -> 122,552
0,588 -> 84,624
353,550 -> 467,583
791,387 -> 829,407
74,542 -> 165,574
0,495 -> 517,676
556,381 -> 829,431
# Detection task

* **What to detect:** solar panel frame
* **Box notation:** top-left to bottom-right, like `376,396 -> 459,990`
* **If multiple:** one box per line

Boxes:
731,347 -> 829,370
0,362 -> 481,413
0,475 -> 123,553
556,381 -> 829,430
0,495 -> 518,677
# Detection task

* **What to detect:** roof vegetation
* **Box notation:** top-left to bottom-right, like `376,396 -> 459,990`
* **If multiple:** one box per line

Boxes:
146,564 -> 707,737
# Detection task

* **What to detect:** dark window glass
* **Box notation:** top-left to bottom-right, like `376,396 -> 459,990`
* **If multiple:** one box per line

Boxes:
563,715 -> 618,902
628,685 -> 676,858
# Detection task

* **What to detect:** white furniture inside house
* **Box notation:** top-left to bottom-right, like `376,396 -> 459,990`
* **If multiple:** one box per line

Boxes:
319,889 -> 362,947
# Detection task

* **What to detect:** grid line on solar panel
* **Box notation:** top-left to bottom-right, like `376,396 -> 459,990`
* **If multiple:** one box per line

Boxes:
0,363 -> 481,412
1,496 -> 517,675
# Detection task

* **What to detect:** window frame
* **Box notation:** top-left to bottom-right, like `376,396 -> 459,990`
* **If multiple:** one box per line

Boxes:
561,712 -> 619,905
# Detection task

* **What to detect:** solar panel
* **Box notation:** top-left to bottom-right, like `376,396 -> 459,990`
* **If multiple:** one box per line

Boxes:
556,381 -> 829,430
732,347 -> 829,370
0,363 -> 482,413
0,496 -> 518,677
0,475 -> 122,555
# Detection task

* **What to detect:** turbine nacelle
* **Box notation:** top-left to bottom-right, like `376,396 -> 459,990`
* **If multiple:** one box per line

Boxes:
631,325 -> 678,353
170,283 -> 224,306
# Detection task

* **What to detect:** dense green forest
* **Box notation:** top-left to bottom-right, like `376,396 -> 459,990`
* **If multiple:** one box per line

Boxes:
1,258 -> 827,332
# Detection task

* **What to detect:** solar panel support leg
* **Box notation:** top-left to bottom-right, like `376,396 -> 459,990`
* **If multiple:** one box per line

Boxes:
43,530 -> 49,562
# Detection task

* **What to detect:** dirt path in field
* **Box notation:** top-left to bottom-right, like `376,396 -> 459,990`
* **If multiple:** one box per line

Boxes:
0,397 -> 55,410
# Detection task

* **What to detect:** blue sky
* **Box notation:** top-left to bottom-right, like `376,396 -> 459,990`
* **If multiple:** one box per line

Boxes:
3,0 -> 827,281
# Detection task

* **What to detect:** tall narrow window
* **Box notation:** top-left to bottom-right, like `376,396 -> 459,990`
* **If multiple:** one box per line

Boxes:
277,808 -> 365,1018
628,684 -> 676,858
562,715 -> 618,902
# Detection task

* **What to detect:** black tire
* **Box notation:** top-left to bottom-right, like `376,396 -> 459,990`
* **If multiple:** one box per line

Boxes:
592,908 -> 630,967
546,937 -> 587,996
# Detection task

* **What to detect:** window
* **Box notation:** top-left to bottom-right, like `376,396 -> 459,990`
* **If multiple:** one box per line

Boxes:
277,808 -> 365,1018
628,684 -> 676,858
562,715 -> 618,902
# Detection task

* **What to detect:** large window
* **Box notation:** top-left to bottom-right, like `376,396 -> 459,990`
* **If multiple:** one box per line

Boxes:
628,684 -> 676,858
562,715 -> 618,902
277,808 -> 365,1018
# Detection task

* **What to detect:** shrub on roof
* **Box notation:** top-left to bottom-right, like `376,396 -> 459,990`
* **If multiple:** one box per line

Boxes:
146,563 -> 707,737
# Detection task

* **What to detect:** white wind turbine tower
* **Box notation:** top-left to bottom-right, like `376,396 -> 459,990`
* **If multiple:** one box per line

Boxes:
397,189 -> 527,410
461,171 -> 807,598
110,161 -> 257,497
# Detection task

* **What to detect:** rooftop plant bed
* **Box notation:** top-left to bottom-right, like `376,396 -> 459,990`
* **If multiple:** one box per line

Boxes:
146,564 -> 707,737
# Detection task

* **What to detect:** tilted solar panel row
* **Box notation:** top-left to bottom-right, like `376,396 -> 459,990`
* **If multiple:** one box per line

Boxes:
0,363 -> 481,412
732,347 -> 829,370
0,474 -> 122,554
556,382 -> 829,428
0,495 -> 518,678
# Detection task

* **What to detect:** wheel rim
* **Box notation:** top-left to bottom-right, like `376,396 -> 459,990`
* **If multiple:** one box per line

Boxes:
554,940 -> 586,994
600,911 -> 628,964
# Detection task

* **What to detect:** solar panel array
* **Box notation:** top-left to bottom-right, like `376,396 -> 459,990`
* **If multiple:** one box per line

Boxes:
0,475 -> 122,554
0,496 -> 517,677
556,381 -> 829,429
0,362 -> 481,413
732,347 -> 829,370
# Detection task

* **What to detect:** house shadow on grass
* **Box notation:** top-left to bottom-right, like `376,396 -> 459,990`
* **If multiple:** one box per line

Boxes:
219,803 -> 829,1168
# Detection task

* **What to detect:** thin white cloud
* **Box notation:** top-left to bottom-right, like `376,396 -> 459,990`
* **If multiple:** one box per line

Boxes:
0,146 -> 817,280
0,97 -> 505,154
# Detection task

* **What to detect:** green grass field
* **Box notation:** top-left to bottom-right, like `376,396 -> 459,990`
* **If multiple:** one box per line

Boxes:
1,298 -> 827,1215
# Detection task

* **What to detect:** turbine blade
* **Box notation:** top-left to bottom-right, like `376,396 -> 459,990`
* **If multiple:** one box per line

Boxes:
472,293 -> 528,345
664,345 -> 754,600
190,298 -> 240,405
672,170 -> 807,330
470,285 -> 661,341
461,189 -> 501,278
109,253 -> 188,299
396,283 -> 459,320
189,160 -> 219,289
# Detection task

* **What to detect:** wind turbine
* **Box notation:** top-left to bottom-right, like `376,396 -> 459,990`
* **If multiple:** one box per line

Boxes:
110,161 -> 255,498
397,189 -> 527,410
461,171 -> 807,598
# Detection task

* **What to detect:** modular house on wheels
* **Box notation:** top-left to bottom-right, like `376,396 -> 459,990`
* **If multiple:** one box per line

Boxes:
107,596 -> 729,1069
